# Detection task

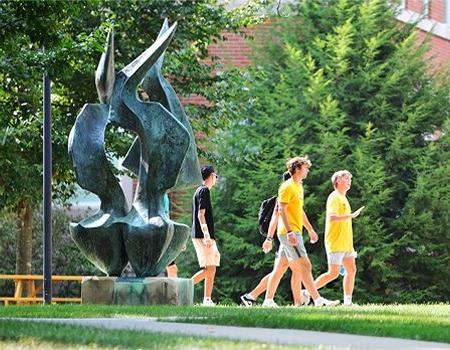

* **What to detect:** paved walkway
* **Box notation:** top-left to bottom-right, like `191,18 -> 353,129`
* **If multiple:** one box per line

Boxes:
14,317 -> 450,350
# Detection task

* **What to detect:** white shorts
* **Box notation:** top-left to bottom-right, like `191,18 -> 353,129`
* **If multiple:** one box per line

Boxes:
327,251 -> 357,265
192,238 -> 220,268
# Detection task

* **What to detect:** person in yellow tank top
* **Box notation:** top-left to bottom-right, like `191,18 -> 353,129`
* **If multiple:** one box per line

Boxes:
314,170 -> 364,306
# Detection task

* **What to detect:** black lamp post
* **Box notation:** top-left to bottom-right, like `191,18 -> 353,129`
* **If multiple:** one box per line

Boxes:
43,73 -> 52,304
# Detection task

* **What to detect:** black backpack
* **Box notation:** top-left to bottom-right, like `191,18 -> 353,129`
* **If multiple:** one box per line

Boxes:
258,195 -> 277,236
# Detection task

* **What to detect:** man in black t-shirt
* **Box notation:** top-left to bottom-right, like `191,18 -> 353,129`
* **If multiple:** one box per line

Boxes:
191,165 -> 220,306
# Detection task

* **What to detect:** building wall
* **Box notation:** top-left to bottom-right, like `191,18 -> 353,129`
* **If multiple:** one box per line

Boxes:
180,29 -> 256,106
207,31 -> 255,67
429,0 -> 446,22
401,0 -> 450,70
418,31 -> 450,69
182,2 -> 450,102
406,0 -> 424,14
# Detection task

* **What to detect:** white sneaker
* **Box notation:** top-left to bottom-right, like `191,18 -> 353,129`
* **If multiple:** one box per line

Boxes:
314,297 -> 340,307
262,299 -> 279,308
343,302 -> 358,307
301,289 -> 311,305
202,299 -> 216,306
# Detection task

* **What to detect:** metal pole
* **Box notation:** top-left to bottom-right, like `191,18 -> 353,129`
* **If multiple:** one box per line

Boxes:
43,74 -> 52,304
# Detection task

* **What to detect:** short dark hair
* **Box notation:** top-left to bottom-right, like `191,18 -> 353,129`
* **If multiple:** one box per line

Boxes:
201,165 -> 215,180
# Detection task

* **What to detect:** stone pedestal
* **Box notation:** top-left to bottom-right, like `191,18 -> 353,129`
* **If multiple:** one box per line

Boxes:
81,277 -> 193,305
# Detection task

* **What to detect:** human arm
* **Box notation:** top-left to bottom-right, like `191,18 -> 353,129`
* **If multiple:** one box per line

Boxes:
198,209 -> 213,247
197,187 -> 214,247
329,206 -> 365,222
262,206 -> 278,253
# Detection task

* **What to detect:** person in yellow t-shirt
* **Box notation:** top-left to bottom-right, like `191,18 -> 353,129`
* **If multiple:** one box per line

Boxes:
240,171 -> 310,307
262,156 -> 340,308
314,170 -> 364,306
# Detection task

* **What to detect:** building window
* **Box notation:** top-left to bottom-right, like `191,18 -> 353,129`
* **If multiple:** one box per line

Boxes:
446,0 -> 450,24
422,0 -> 430,17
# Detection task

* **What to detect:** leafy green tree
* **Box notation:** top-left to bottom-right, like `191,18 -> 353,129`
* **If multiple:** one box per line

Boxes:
212,0 -> 450,303
0,0 -> 257,275
0,0 -> 97,275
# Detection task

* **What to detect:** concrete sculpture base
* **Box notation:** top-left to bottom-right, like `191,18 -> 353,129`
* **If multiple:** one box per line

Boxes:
81,277 -> 193,305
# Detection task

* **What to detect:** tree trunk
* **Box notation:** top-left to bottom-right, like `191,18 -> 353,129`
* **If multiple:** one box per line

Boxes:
16,199 -> 33,275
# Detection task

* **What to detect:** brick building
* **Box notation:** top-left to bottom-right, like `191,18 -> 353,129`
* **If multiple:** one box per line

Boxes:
397,0 -> 450,69
195,0 -> 450,94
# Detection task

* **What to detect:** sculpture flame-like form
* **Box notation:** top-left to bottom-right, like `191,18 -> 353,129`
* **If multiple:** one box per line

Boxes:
68,20 -> 201,277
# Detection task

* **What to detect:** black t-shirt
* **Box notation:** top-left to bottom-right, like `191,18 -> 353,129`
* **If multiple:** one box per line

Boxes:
192,185 -> 215,239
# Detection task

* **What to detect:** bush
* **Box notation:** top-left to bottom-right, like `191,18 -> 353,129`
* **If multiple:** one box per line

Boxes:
0,209 -> 98,297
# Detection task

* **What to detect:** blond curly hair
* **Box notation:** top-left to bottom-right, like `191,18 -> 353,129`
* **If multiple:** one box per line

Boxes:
331,170 -> 352,188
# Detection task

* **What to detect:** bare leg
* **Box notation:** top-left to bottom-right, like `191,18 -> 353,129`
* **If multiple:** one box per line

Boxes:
192,268 -> 207,285
264,257 -> 289,300
204,265 -> 216,299
342,256 -> 356,297
166,264 -> 178,278
249,257 -> 289,299
290,271 -> 305,304
249,273 -> 270,300
314,264 -> 340,290
290,265 -> 302,305
290,257 -> 320,300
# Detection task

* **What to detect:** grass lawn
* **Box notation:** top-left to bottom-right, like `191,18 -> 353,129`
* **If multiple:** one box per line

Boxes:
0,320 -> 303,350
0,303 -> 448,344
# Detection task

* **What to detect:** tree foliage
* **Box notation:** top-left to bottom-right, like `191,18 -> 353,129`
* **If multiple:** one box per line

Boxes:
212,0 -> 450,303
0,0 -> 257,208
0,209 -> 98,296
0,0 -> 259,274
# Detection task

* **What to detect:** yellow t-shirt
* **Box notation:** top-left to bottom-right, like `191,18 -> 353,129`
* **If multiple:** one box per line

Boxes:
277,179 -> 303,235
325,190 -> 354,252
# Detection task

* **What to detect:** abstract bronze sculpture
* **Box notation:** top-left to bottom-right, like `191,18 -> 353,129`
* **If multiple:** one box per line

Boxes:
68,20 -> 201,277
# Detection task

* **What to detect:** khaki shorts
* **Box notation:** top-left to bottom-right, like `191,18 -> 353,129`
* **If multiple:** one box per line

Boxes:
192,238 -> 221,268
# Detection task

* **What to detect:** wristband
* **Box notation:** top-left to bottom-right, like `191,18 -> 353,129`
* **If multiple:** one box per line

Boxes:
200,223 -> 208,232
266,237 -> 273,242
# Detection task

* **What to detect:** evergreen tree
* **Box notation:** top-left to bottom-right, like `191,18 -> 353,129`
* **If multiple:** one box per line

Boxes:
212,0 -> 450,303
395,118 -> 450,302
0,0 -> 257,275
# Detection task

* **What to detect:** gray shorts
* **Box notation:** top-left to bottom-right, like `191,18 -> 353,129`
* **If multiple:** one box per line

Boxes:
278,232 -> 308,261
275,244 -> 286,259
327,251 -> 357,265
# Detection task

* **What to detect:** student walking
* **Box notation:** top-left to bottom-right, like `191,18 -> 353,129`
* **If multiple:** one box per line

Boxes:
191,165 -> 220,306
262,156 -> 340,307
314,170 -> 364,306
240,172 -> 310,307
